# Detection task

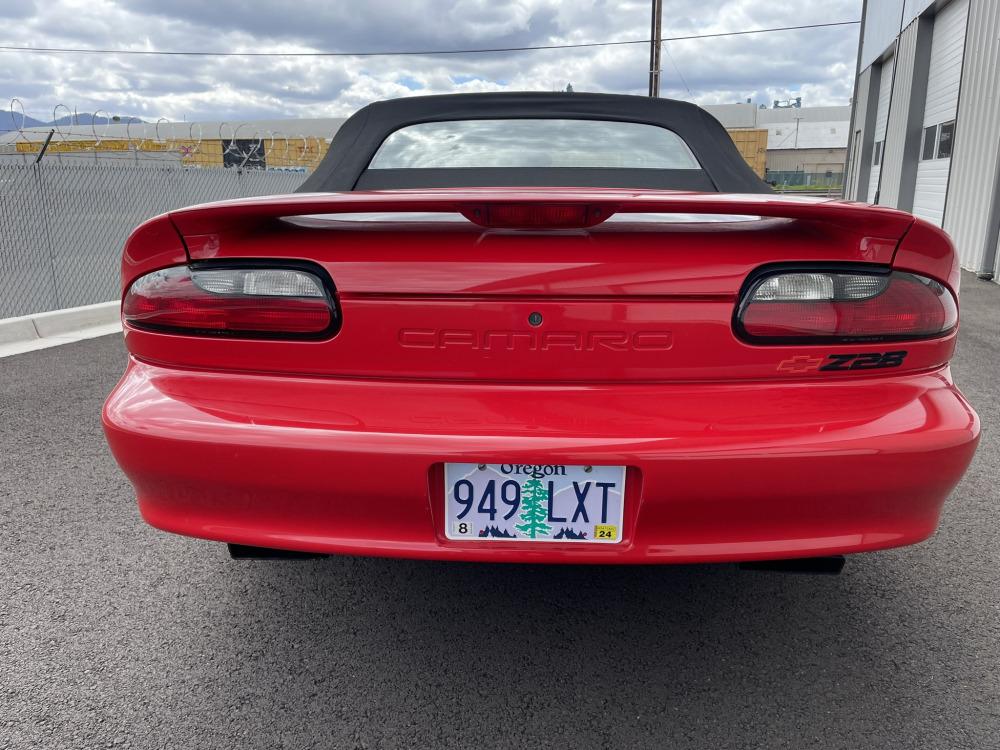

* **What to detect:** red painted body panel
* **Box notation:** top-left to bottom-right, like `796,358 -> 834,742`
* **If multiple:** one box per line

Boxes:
120,211 -> 188,286
123,299 -> 958,383
103,358 -> 979,562
892,216 -> 964,293
120,190 -> 957,383
104,189 -> 980,562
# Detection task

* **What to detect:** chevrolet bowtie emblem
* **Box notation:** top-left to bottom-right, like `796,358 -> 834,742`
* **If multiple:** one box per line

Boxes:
777,355 -> 823,373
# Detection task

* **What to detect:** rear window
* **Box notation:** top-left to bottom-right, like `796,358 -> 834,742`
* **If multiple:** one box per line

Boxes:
368,119 -> 701,170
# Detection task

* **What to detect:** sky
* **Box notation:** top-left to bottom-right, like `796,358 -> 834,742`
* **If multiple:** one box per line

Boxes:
1,0 -> 863,125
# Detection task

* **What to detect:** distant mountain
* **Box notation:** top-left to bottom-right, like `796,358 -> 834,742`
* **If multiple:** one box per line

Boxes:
0,111 -> 46,132
0,112 -> 145,133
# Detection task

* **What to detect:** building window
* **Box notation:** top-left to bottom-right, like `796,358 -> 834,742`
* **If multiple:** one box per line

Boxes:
937,120 -> 955,159
873,141 -> 883,166
920,121 -> 957,160
921,125 -> 937,160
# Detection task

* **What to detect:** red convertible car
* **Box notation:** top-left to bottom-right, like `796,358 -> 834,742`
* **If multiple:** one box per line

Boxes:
103,93 -> 979,570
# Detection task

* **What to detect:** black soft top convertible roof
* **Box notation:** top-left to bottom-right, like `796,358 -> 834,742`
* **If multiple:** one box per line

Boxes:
297,91 -> 770,194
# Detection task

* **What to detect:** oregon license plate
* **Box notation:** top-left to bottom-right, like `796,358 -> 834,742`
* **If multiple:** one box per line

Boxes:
444,463 -> 626,543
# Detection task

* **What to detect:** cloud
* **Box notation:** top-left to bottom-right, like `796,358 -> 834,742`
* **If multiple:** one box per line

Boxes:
2,0 -> 862,123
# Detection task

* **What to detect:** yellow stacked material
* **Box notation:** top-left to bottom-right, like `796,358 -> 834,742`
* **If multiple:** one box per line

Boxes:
725,128 -> 768,178
14,137 -> 330,170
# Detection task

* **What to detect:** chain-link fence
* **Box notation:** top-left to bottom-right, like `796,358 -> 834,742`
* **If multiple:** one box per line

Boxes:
765,170 -> 845,189
0,163 -> 308,318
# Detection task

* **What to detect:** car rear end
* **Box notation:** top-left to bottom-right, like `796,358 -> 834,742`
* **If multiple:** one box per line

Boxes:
102,189 -> 980,563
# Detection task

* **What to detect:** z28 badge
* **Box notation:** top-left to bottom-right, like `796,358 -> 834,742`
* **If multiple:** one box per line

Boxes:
777,351 -> 908,373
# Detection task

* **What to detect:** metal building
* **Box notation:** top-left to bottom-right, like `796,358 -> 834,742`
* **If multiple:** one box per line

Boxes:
844,0 -> 1000,280
0,118 -> 345,170
706,104 -> 851,190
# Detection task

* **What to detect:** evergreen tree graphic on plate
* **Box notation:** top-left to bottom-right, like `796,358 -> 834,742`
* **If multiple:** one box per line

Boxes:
516,478 -> 552,539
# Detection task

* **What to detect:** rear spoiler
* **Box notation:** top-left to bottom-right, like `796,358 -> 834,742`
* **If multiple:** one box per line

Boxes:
169,189 -> 916,242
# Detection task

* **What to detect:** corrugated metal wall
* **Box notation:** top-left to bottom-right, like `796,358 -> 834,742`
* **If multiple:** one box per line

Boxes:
845,66 -> 872,201
874,58 -> 896,142
993,225 -> 1000,279
869,57 -> 896,201
861,0 -> 935,68
943,0 -> 1000,273
847,0 -> 1000,276
913,0 -> 969,226
878,20 -> 919,207
922,0 -> 969,124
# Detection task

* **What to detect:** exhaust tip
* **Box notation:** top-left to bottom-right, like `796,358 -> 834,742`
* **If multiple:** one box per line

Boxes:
227,543 -> 328,560
738,556 -> 845,575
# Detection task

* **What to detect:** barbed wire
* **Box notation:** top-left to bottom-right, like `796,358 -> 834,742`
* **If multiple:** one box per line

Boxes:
2,98 -> 328,169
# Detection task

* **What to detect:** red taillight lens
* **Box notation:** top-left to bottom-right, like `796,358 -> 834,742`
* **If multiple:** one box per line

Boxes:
737,270 -> 957,342
123,265 -> 334,337
460,203 -> 611,228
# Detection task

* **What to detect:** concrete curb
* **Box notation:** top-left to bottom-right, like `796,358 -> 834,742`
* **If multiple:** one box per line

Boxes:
0,301 -> 121,358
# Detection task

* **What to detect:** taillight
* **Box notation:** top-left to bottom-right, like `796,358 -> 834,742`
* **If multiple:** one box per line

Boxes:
123,265 -> 335,337
736,269 -> 957,343
459,203 -> 611,228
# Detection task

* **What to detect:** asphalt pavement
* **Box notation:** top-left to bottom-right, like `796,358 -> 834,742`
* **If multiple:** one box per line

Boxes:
2,272 -> 998,749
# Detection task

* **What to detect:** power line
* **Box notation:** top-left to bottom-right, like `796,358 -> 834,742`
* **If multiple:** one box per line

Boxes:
662,44 -> 692,97
0,20 -> 860,58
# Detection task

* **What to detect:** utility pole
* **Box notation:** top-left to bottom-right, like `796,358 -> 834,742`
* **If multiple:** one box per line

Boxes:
648,0 -> 663,97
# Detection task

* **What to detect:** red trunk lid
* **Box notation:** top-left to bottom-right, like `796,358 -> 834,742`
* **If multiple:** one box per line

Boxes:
125,189 -> 956,381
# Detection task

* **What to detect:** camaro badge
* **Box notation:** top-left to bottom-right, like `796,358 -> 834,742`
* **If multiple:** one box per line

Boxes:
398,328 -> 673,352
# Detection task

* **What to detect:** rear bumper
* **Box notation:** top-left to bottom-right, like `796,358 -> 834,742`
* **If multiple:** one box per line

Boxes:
103,359 -> 979,563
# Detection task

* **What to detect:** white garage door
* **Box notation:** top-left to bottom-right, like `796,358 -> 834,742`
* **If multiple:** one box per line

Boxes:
913,0 -> 969,225
868,55 -> 895,203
